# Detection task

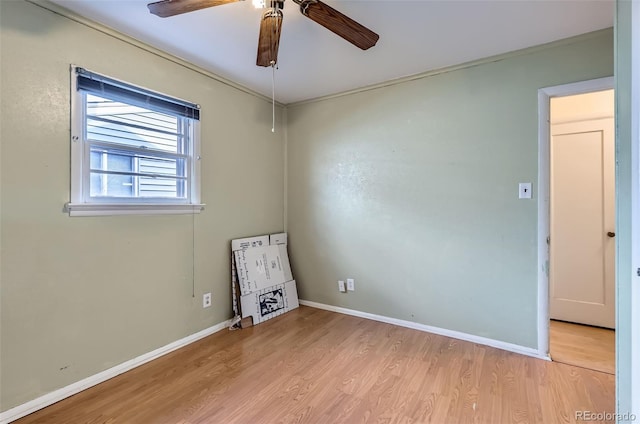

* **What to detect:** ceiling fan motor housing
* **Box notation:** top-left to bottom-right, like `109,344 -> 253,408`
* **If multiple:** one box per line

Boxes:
292,0 -> 316,16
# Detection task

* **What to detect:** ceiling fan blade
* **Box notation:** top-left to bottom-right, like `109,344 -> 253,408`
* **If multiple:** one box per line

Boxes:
299,0 -> 378,50
148,0 -> 240,18
256,8 -> 283,67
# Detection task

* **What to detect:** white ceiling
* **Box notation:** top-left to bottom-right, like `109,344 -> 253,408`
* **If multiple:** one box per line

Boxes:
49,0 -> 614,104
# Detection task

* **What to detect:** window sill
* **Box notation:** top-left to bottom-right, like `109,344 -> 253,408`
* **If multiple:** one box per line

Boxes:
65,203 -> 205,217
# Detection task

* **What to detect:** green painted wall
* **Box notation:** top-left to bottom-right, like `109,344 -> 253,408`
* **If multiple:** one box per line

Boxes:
0,0 -> 284,411
286,30 -> 614,349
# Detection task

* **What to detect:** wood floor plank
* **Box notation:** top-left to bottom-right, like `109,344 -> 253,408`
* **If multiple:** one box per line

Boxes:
550,320 -> 615,375
14,307 -> 614,424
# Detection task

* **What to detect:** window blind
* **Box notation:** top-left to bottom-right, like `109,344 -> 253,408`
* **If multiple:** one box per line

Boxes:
75,67 -> 200,120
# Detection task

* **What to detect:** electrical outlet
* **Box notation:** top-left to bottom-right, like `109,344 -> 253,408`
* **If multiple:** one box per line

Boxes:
347,278 -> 355,291
202,292 -> 212,308
338,280 -> 346,292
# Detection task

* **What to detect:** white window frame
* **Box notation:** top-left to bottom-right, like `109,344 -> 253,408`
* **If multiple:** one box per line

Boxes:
66,65 -> 204,216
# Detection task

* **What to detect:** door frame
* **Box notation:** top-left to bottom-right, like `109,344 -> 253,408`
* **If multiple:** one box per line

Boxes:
628,0 -> 640,415
537,76 -> 614,358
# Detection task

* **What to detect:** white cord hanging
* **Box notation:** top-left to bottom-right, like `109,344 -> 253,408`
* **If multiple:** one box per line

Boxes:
271,61 -> 276,133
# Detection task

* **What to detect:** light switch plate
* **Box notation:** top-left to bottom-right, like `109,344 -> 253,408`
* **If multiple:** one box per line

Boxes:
347,278 -> 355,291
338,280 -> 346,292
519,183 -> 532,199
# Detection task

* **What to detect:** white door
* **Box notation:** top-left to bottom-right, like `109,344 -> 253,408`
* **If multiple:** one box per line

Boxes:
550,118 -> 615,328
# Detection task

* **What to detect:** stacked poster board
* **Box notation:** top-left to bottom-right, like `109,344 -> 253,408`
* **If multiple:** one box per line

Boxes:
230,233 -> 299,328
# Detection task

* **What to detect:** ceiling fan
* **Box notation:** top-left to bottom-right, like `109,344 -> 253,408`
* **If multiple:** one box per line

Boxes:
147,0 -> 380,67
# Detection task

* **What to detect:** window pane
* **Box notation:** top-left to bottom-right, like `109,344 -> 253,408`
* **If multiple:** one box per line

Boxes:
86,94 -> 184,154
89,150 -> 133,173
139,156 -> 178,176
90,150 -> 102,169
89,173 -> 185,199
89,148 -> 186,199
89,149 -> 134,173
89,173 -> 134,198
89,148 -> 185,178
139,177 -> 186,198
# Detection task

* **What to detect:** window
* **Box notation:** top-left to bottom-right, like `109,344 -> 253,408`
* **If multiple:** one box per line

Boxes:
67,66 -> 203,216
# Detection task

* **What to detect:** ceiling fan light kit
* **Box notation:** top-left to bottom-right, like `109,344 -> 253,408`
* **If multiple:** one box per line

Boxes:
147,0 -> 379,66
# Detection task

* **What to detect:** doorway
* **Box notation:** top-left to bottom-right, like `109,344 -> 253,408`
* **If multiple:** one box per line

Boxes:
537,77 -> 615,374
549,90 -> 615,328
548,89 -> 615,374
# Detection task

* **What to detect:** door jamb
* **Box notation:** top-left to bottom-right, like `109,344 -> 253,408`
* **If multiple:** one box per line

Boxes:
628,0 -> 640,414
537,76 -> 614,358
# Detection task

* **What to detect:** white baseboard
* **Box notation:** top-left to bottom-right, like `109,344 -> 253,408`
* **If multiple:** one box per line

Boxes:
299,300 -> 550,361
0,319 -> 231,424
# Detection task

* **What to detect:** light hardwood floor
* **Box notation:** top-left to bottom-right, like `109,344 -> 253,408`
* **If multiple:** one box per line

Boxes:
550,319 -> 615,375
15,307 -> 614,424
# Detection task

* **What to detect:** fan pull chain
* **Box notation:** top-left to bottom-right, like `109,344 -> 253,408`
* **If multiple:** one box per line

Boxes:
271,60 -> 276,133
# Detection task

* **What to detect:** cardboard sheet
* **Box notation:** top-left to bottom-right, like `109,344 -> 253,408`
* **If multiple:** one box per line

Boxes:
234,244 -> 293,296
231,235 -> 269,252
240,280 -> 299,325
231,232 -> 298,328
269,233 -> 287,246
